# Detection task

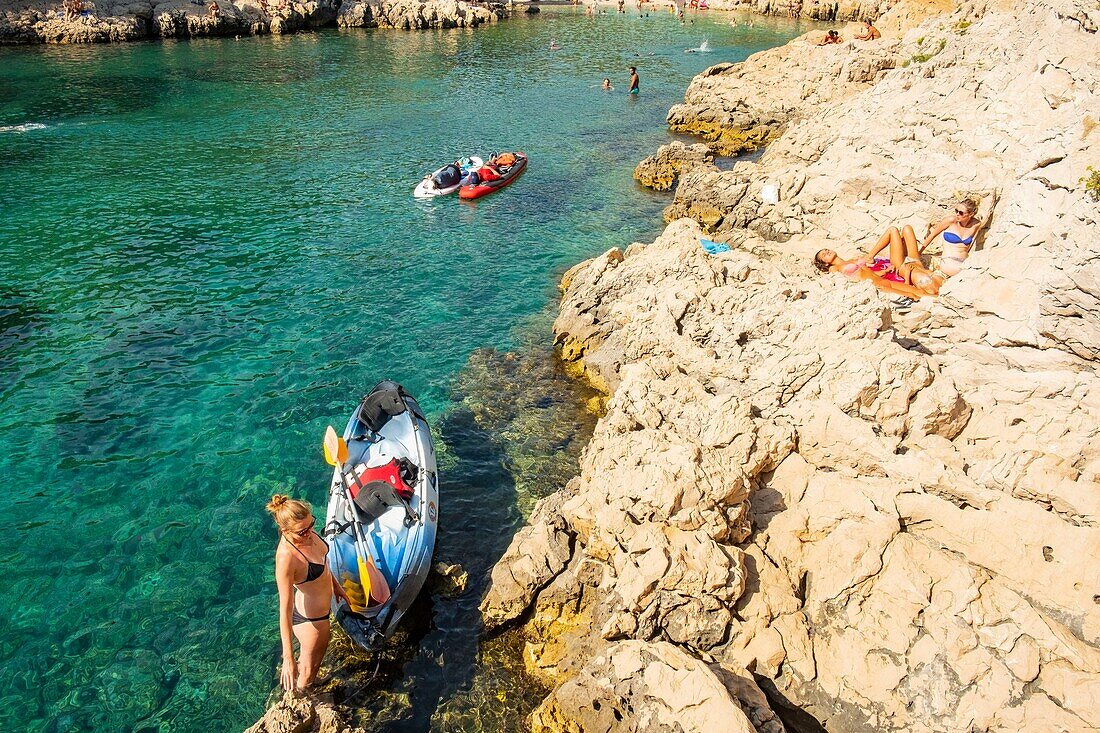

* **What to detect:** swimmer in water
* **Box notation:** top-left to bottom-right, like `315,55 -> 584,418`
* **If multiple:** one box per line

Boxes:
549,39 -> 561,50
602,78 -> 613,90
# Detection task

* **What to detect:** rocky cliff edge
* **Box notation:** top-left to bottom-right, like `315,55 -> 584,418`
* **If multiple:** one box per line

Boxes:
482,0 -> 1100,730
0,0 -> 506,43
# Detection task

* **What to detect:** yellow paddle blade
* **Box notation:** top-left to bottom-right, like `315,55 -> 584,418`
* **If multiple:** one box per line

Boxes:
340,571 -> 367,613
362,554 -> 392,606
356,554 -> 374,607
323,425 -> 348,467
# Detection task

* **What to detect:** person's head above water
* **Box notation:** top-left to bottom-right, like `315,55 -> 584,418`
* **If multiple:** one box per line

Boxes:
603,78 -> 611,87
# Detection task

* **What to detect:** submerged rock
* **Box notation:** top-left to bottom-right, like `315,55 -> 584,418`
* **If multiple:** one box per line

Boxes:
426,561 -> 469,597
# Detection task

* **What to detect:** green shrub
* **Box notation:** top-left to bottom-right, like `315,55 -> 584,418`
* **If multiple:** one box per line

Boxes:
1083,167 -> 1100,202
909,38 -> 947,64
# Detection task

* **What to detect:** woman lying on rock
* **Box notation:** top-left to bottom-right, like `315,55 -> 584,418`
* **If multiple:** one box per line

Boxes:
813,236 -> 942,300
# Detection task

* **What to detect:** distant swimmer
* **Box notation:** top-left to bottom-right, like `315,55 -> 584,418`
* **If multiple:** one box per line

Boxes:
628,66 -> 639,94
549,39 -> 561,50
602,78 -> 613,90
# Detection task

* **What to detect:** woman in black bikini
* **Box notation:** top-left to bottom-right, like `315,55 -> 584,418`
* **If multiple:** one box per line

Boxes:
267,494 -> 349,691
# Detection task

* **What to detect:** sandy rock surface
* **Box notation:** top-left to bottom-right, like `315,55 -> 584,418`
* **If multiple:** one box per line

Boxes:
483,0 -> 1100,730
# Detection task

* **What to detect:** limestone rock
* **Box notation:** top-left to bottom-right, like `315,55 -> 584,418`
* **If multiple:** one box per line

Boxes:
488,2 -> 1100,719
633,141 -> 717,192
337,0 -> 502,29
529,641 -> 782,733
666,35 -> 900,155
0,0 -> 502,41
244,692 -> 366,733
480,490 -> 574,630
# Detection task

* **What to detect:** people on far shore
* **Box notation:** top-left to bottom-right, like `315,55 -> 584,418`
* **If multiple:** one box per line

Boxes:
628,65 -> 639,94
63,0 -> 85,20
208,0 -> 220,20
816,29 -> 842,45
854,20 -> 881,40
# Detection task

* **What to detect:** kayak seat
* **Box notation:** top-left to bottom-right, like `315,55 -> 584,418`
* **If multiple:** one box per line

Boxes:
353,480 -> 411,525
355,381 -> 407,436
349,459 -> 418,526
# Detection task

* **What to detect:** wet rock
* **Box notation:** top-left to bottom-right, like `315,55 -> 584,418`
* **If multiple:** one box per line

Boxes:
633,141 -> 717,192
244,692 -> 366,733
427,561 -> 468,597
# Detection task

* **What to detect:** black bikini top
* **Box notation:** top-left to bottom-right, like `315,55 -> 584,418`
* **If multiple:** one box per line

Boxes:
288,531 -> 329,585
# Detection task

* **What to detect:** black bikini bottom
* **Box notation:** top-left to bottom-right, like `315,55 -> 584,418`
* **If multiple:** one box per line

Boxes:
292,608 -> 330,626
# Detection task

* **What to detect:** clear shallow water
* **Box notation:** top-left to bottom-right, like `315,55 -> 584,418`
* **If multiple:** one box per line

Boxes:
0,9 -> 807,731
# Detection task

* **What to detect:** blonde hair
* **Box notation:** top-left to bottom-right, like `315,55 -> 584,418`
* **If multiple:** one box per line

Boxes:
265,494 -> 312,529
957,197 -> 979,215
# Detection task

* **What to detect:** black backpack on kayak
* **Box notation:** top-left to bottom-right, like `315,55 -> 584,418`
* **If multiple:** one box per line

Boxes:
432,164 -> 461,188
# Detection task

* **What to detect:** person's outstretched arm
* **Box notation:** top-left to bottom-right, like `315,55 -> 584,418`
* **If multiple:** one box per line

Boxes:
920,217 -> 953,252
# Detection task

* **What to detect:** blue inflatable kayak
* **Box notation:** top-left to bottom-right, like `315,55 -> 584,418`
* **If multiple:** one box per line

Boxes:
323,381 -> 439,651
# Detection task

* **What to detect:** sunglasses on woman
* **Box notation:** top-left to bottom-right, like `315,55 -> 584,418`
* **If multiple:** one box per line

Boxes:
285,518 -> 314,538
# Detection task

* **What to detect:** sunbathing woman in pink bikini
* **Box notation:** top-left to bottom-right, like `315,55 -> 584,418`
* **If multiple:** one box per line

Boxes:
813,246 -> 934,300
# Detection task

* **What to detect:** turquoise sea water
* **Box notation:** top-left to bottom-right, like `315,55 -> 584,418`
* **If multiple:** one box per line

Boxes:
0,9 -> 808,731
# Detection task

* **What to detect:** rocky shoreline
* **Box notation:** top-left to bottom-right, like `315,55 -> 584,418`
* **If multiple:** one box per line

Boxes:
481,0 -> 1100,730
0,0 -> 513,44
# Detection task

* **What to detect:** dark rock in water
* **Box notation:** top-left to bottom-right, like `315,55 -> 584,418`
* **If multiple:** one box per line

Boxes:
427,561 -> 469,597
453,344 -> 600,518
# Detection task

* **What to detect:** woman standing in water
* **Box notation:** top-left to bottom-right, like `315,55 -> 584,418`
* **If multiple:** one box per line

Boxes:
267,494 -> 348,690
